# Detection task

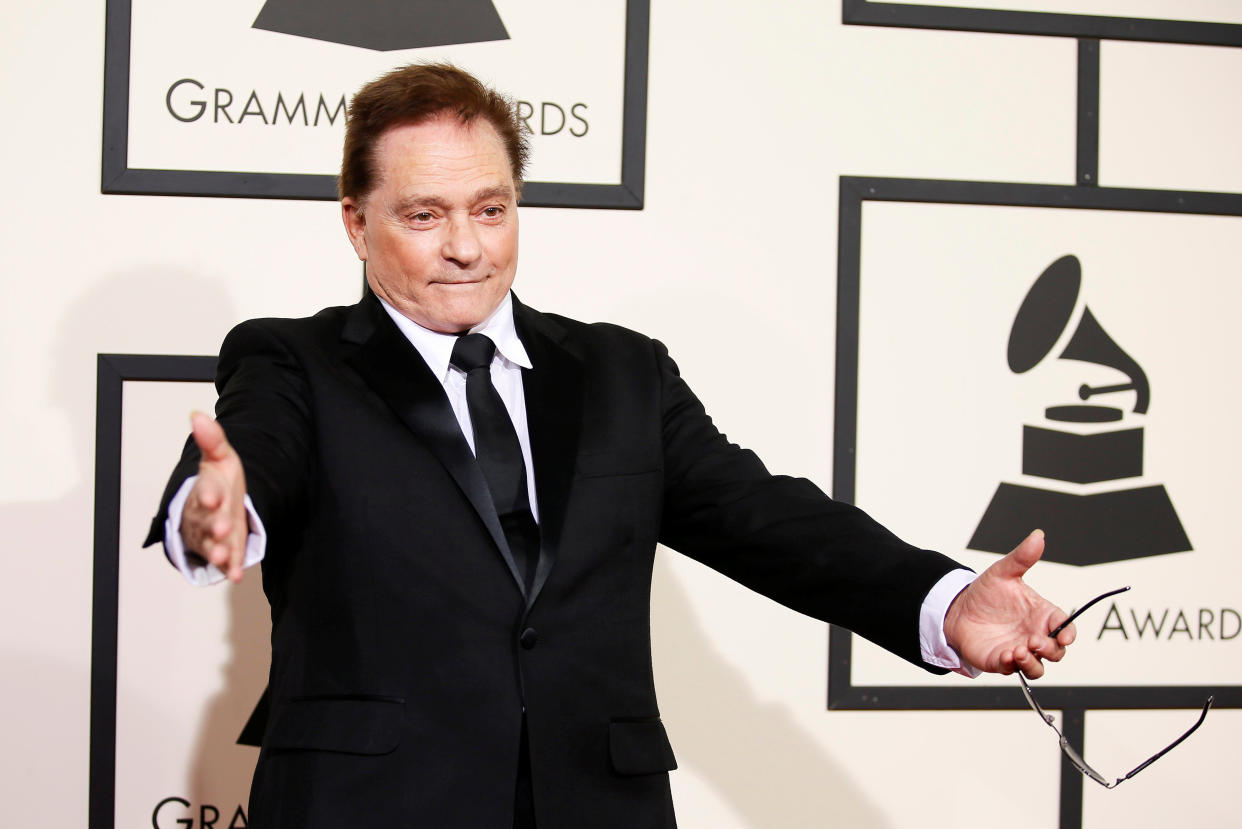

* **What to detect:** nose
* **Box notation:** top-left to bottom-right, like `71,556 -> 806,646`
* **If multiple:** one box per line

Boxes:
442,215 -> 483,267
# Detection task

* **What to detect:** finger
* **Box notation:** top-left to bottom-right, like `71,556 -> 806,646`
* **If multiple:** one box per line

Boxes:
200,535 -> 225,569
226,518 -> 248,584
997,648 -> 1017,676
1033,635 -> 1066,663
1015,647 -> 1046,679
210,514 -> 232,541
188,492 -> 230,558
992,529 -> 1045,581
1039,646 -> 1066,663
197,519 -> 242,578
202,492 -> 247,582
191,411 -> 236,464
183,497 -> 219,562
1047,607 -> 1070,636
194,472 -> 225,511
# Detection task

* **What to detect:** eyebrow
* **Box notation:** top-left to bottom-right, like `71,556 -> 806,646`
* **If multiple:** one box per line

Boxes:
392,184 -> 514,215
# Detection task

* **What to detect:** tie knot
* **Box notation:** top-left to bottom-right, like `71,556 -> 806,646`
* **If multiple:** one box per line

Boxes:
451,332 -> 497,373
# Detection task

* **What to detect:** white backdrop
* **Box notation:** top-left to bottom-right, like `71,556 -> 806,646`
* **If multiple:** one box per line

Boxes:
2,1 -> 1240,827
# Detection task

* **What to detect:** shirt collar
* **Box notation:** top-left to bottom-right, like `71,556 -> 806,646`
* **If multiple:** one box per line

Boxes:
376,292 -> 533,381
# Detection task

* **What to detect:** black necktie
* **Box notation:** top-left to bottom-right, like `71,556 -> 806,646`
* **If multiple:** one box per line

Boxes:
451,333 -> 538,591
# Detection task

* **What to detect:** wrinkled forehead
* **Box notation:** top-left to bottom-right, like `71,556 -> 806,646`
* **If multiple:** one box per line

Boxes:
367,114 -> 516,200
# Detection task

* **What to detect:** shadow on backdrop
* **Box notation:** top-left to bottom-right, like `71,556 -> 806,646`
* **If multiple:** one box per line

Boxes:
651,554 -> 891,828
14,271 -> 259,824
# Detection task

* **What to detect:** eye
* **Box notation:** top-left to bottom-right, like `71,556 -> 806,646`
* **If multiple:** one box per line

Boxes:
480,205 -> 504,219
410,211 -> 434,223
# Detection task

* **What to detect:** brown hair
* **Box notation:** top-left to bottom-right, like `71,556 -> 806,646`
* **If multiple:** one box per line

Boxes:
339,62 -> 530,203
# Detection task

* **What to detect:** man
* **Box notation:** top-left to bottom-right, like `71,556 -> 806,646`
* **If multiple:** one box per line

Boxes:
148,63 -> 1075,828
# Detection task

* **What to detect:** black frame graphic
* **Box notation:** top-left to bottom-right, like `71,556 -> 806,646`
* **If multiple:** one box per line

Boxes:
830,175 -> 1242,708
843,0 -> 1242,46
101,0 -> 650,208
830,176 -> 1242,826
90,354 -> 217,829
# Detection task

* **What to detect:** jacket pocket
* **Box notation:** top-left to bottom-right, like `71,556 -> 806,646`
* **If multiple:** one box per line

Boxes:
265,694 -> 404,755
609,718 -> 678,775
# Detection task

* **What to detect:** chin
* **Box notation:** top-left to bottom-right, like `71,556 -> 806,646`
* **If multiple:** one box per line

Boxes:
428,300 -> 494,333
448,288 -> 505,319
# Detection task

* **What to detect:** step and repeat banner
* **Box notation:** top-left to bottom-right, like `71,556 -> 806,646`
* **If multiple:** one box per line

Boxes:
86,2 -> 1240,828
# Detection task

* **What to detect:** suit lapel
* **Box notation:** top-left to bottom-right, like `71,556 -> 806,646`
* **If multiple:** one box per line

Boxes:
513,298 -> 584,608
341,295 -> 528,596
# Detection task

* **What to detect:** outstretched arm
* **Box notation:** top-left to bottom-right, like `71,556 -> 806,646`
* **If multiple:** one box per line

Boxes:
943,530 -> 1076,678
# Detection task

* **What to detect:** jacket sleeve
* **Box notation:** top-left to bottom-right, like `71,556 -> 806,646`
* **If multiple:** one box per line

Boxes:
652,339 -> 961,670
145,319 -> 314,551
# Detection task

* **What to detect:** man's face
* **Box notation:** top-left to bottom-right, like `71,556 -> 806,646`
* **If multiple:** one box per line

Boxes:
342,114 -> 519,333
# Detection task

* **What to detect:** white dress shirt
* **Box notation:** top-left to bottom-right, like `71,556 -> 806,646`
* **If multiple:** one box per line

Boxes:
163,292 -> 975,672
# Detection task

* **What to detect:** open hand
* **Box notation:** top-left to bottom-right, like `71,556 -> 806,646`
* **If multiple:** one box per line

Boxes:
943,530 -> 1075,678
180,411 -> 249,583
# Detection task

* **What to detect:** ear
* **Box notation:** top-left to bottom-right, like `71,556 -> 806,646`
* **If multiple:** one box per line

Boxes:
341,197 -> 368,261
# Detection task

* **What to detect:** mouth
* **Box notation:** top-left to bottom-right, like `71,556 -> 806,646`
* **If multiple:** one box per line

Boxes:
433,276 -> 488,286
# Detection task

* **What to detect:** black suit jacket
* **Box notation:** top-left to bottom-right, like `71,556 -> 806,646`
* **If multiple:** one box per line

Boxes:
149,293 -> 960,828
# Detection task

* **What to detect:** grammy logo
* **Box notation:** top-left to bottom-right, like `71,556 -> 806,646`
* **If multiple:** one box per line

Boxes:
252,0 -> 509,51
968,255 -> 1191,566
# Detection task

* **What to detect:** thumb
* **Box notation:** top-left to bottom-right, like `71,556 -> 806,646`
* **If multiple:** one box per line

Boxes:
191,411 -> 234,464
993,529 -> 1045,581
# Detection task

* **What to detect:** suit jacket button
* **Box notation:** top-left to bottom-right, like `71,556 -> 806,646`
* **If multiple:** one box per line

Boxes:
520,627 -> 538,649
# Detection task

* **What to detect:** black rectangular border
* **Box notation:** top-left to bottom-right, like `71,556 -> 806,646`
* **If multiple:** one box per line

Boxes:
829,176 -> 1242,712
101,0 -> 650,208
843,0 -> 1242,46
90,355 -> 217,829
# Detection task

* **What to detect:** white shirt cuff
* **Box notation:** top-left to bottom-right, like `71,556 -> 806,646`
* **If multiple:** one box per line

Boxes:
919,568 -> 981,678
163,476 -> 266,586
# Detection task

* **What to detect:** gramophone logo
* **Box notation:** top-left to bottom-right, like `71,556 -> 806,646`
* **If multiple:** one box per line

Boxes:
252,0 -> 509,51
968,254 -> 1191,566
